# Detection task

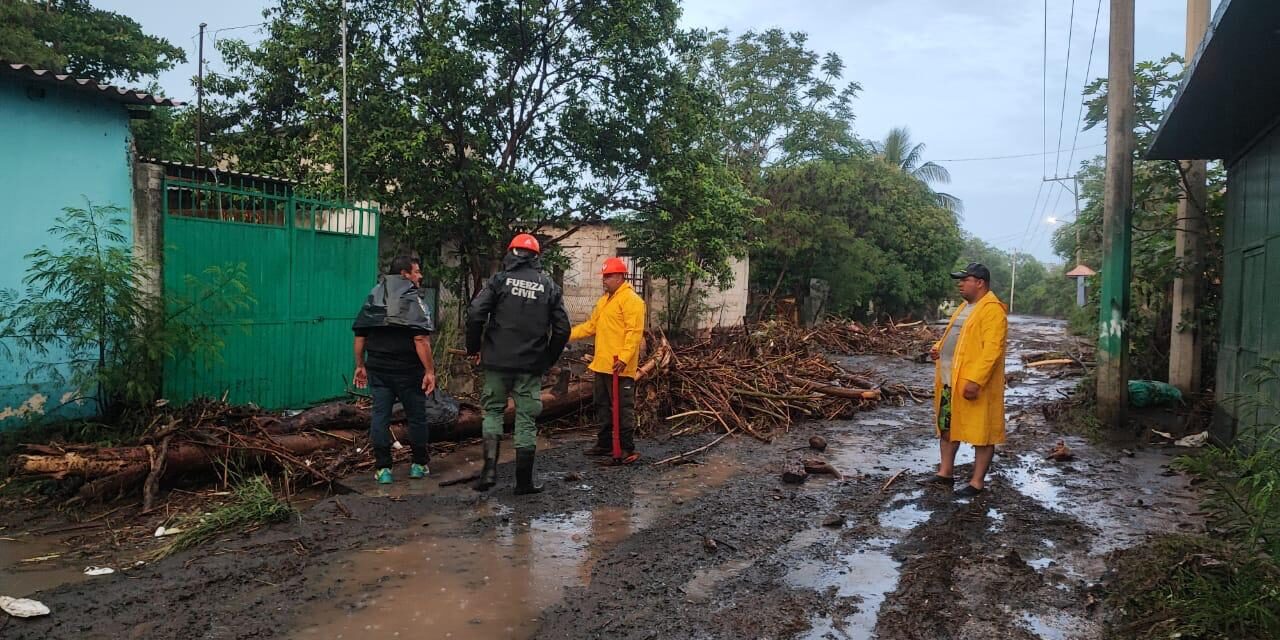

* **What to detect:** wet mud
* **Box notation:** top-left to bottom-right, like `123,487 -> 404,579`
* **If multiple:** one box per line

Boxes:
1,316 -> 1204,639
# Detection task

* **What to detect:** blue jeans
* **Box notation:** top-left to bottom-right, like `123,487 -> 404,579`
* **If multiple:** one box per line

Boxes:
368,370 -> 429,468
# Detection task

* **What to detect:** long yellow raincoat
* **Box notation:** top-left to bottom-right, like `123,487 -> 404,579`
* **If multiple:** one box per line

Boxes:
569,282 -> 646,378
933,291 -> 1009,446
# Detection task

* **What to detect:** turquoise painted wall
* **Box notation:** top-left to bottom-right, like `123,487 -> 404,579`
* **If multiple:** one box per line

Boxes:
0,79 -> 134,428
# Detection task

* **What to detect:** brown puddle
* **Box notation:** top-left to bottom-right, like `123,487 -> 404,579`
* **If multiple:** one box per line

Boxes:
0,535 -> 88,598
340,435 -> 558,498
628,454 -> 742,528
290,453 -> 742,639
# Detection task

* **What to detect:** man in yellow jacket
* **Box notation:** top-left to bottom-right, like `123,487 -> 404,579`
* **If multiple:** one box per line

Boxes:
570,257 -> 645,464
922,262 -> 1008,497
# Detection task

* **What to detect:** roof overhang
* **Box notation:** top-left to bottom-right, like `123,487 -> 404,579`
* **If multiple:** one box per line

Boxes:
0,61 -> 182,107
1146,0 -> 1280,162
1065,264 -> 1096,278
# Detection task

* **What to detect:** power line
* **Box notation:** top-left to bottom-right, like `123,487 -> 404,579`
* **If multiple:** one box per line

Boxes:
1018,181 -> 1048,256
1030,182 -> 1069,253
1065,0 -> 1105,182
211,22 -> 266,36
211,22 -> 267,48
1052,0 -> 1079,178
1042,0 -> 1049,178
934,143 -> 1104,163
1039,182 -> 1066,243
984,231 -> 1037,247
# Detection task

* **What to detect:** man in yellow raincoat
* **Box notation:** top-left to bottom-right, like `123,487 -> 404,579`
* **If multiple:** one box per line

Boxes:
921,262 -> 1008,497
570,257 -> 646,464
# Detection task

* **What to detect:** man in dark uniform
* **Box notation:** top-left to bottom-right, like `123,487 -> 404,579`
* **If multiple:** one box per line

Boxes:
352,255 -> 437,484
466,234 -> 571,494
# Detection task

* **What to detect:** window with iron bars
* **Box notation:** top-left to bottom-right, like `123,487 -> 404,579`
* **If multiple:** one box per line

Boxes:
616,250 -> 645,297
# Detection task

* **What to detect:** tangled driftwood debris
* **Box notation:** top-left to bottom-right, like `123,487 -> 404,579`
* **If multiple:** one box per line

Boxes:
10,320 -> 933,502
637,320 -> 935,443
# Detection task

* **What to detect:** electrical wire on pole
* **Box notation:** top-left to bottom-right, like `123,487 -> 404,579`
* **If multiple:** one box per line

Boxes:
1052,0 -> 1078,179
1065,0 -> 1105,180
934,143 -> 1104,163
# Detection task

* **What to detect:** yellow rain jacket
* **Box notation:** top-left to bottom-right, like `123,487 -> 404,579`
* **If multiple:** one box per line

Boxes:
570,282 -> 646,378
933,291 -> 1008,446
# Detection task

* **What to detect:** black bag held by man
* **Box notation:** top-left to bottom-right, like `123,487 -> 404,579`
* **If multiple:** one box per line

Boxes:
352,275 -> 434,332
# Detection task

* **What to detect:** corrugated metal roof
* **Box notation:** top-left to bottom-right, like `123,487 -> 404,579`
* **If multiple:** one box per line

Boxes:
142,157 -> 300,185
1146,0 -> 1280,162
0,61 -> 182,107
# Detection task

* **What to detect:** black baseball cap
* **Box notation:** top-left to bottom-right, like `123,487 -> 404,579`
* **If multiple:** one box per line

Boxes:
950,262 -> 991,282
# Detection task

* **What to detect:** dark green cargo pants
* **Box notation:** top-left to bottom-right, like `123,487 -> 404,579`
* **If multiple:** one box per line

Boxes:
481,370 -> 542,449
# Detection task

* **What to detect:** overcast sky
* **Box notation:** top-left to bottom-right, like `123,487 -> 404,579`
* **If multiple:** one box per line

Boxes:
100,0 -> 1214,263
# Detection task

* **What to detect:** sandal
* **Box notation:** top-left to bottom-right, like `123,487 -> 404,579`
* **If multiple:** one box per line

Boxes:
954,484 -> 985,498
916,474 -> 955,487
598,451 -> 641,466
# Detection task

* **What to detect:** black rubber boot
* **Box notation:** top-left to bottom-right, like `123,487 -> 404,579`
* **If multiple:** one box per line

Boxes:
514,447 -> 544,495
473,436 -> 499,492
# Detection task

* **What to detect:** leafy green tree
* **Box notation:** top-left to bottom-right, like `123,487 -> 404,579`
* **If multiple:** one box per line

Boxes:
204,0 -> 710,296
871,126 -> 962,214
952,233 -> 1074,318
0,202 -> 253,420
955,233 -> 1013,300
0,0 -> 184,83
1053,54 -> 1226,380
693,28 -> 862,185
618,34 -> 764,330
756,158 -> 962,319
129,82 -> 198,161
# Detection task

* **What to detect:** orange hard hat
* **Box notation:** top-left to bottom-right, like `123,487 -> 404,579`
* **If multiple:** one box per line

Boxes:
508,233 -> 540,254
601,257 -> 629,275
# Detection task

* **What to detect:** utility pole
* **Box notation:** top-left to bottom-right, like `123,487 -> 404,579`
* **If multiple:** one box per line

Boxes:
1168,0 -> 1211,394
1045,174 -> 1088,306
341,1 -> 349,201
1009,250 -> 1018,313
1097,0 -> 1136,430
196,22 -> 207,167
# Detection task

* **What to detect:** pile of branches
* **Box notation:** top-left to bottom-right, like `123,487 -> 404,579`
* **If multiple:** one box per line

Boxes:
638,320 -> 935,442
9,371 -> 604,505
9,318 -> 929,501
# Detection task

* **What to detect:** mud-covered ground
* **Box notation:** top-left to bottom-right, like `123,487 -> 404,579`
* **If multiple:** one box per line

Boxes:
1,316 -> 1205,639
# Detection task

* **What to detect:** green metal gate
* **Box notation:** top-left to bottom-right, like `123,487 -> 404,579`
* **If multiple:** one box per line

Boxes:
161,170 -> 379,408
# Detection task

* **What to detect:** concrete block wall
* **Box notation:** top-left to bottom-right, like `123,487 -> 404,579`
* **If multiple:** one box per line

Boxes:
553,224 -> 625,323
432,223 -> 749,331
642,256 -> 750,331
696,256 -> 750,328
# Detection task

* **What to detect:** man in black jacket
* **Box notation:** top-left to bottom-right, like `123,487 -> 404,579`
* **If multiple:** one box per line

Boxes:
466,234 -> 571,494
353,255 -> 437,484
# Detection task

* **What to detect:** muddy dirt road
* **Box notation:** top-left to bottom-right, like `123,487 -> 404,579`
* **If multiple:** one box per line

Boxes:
1,316 -> 1203,639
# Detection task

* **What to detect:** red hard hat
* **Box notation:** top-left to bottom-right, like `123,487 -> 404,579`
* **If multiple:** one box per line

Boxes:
508,233 -> 540,254
601,257 -> 629,275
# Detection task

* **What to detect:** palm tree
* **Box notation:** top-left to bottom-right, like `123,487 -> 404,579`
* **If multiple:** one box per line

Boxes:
871,127 -> 963,214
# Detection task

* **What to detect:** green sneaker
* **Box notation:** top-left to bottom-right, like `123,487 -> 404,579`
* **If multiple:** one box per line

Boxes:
409,463 -> 428,479
374,468 -> 393,484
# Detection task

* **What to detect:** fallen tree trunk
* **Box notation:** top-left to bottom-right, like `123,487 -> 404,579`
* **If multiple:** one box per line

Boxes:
1025,358 -> 1076,368
253,402 -> 370,434
14,380 -> 595,483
